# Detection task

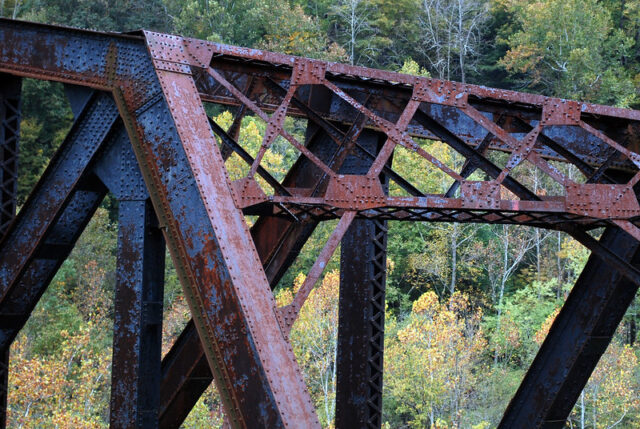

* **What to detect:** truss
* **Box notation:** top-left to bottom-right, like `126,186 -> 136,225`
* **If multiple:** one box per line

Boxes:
0,18 -> 640,428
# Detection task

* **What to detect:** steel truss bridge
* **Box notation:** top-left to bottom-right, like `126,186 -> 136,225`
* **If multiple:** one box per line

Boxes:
1,18 -> 640,428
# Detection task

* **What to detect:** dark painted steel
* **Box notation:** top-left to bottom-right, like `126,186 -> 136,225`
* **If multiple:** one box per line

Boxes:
0,74 -> 20,238
337,219 -> 388,429
111,199 -> 165,428
0,91 -> 117,307
336,130 -> 390,429
0,73 -> 20,429
499,226 -> 640,428
0,93 -> 112,428
159,320 -> 211,429
95,128 -> 167,428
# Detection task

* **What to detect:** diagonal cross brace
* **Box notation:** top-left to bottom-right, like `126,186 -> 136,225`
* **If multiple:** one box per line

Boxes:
115,60 -> 320,426
500,226 -> 640,428
0,92 -> 117,315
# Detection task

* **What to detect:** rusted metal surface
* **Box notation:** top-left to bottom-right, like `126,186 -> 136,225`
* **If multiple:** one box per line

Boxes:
337,219 -> 388,429
102,129 -> 165,428
277,211 -> 356,337
159,85 -> 361,428
111,199 -> 165,428
0,73 -> 20,429
500,226 -> 640,428
0,74 -> 20,239
128,32 -> 319,426
1,17 -> 640,429
335,130 -> 390,429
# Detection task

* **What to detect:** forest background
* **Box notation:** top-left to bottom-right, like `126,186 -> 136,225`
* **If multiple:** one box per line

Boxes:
2,0 -> 640,427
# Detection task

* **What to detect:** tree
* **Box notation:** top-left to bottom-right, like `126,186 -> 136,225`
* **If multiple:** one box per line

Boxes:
384,291 -> 486,427
329,0 -> 376,65
417,0 -> 490,82
0,0 -> 23,18
277,271 -> 340,427
499,0 -> 637,106
9,325 -> 111,428
482,224 -> 535,363
535,311 -> 640,427
21,0 -> 172,32
165,0 -> 345,60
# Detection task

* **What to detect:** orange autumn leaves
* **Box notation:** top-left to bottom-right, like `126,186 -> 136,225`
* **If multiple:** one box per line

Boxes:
385,291 -> 486,428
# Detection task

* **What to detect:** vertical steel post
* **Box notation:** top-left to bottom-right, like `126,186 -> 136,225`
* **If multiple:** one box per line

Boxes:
336,130 -> 389,429
0,74 -> 20,238
0,74 -> 20,429
110,199 -> 165,428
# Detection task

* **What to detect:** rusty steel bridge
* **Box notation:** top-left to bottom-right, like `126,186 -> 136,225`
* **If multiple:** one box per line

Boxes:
1,18 -> 640,428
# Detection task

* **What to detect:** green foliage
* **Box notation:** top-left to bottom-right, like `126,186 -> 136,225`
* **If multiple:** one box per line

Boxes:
399,59 -> 431,78
17,80 -> 73,203
19,0 -> 172,31
166,0 -> 346,59
499,0 -> 637,106
484,280 -> 561,365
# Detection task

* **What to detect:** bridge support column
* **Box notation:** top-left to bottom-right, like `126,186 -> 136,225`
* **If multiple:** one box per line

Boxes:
0,74 -> 20,429
95,130 -> 167,428
500,226 -> 640,428
336,130 -> 389,429
110,199 -> 165,428
337,219 -> 388,429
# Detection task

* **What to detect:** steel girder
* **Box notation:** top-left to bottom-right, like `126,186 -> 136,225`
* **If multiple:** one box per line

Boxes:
0,17 -> 640,429
0,72 -> 20,429
0,74 -> 19,239
159,86 -> 370,428
95,129 -> 167,427
500,226 -> 640,428
336,129 -> 390,429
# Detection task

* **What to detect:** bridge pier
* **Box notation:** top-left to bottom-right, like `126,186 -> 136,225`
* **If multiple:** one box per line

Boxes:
0,73 -> 20,429
336,130 -> 389,429
110,199 -> 165,428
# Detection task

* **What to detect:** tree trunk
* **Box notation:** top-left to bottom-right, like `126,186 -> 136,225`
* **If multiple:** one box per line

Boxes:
450,224 -> 458,295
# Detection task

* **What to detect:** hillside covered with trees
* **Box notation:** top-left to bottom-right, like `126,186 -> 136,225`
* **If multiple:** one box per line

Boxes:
3,0 -> 640,427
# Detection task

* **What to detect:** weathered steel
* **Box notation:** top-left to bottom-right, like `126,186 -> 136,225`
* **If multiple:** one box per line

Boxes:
111,199 -> 165,428
0,92 -> 116,350
500,226 -> 640,428
337,218 -> 388,429
96,128 -> 167,427
336,130 -> 390,429
159,86 -> 365,427
129,33 -> 319,426
1,18 -> 640,429
0,73 -> 20,429
0,92 -> 112,428
0,74 -> 20,238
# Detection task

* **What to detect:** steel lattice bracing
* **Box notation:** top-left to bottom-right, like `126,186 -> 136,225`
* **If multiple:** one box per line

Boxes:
1,18 -> 640,429
0,73 -> 20,428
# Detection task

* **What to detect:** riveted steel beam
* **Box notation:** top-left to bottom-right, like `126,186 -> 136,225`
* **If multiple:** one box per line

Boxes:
113,45 -> 319,425
336,130 -> 390,429
94,128 -> 167,428
0,72 -> 20,429
159,85 -> 356,428
0,74 -> 20,239
0,92 -> 117,308
0,93 -> 115,428
500,226 -> 640,428
111,199 -> 165,428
